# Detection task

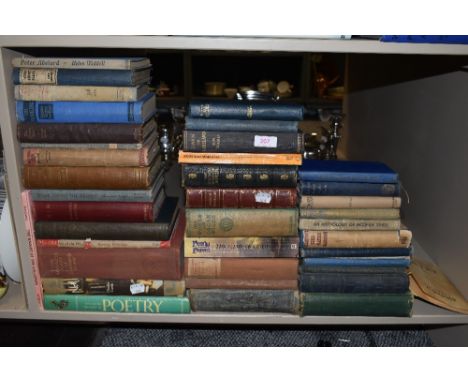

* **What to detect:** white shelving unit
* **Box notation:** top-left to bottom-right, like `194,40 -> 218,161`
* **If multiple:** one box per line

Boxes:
1,36 -> 467,340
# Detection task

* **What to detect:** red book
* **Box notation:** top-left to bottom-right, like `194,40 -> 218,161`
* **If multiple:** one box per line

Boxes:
185,188 -> 297,208
37,213 -> 185,280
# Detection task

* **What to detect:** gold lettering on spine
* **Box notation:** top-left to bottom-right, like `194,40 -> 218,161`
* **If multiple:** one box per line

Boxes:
200,104 -> 210,118
201,131 -> 207,151
246,105 -> 254,119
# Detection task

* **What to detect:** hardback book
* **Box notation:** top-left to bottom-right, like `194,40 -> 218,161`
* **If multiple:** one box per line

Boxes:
13,67 -> 152,86
16,93 -> 156,124
12,57 -> 151,70
185,208 -> 298,237
42,278 -> 186,296
299,160 -> 399,183
184,236 -> 299,258
44,294 -> 190,314
299,208 -> 400,220
38,212 -> 184,280
301,229 -> 413,248
17,118 -> 156,143
300,292 -> 413,317
299,218 -> 401,231
182,164 -> 297,188
34,196 -> 179,240
30,168 -> 164,202
188,100 -> 304,121
178,151 -> 302,166
185,188 -> 297,208
189,289 -> 300,313
185,117 -> 299,132
183,131 -> 304,153
300,257 -> 411,270
299,181 -> 400,196
299,271 -> 409,293
184,258 -> 299,280
300,196 -> 402,209
32,188 -> 166,223
300,247 -> 413,258
14,84 -> 149,102
184,278 -> 297,290
23,155 -> 161,189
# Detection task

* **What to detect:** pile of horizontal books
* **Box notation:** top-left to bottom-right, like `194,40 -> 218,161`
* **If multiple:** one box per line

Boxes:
179,100 -> 304,313
14,56 -> 190,313
298,160 -> 413,316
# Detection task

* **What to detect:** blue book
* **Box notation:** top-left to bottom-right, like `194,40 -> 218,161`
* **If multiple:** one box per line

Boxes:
13,68 -> 152,86
300,257 -> 411,271
16,93 -> 156,124
185,117 -> 299,132
300,247 -> 413,258
188,100 -> 304,121
299,181 -> 400,196
380,35 -> 468,44
299,271 -> 409,294
299,159 -> 399,183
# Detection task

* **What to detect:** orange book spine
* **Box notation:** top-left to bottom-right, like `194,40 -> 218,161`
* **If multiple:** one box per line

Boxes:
178,151 -> 302,165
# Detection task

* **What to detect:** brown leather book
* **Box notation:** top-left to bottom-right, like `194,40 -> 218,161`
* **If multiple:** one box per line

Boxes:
184,278 -> 298,290
184,258 -> 298,280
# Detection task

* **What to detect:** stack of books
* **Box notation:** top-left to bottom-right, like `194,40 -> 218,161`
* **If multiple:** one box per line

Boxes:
14,56 -> 190,314
298,160 -> 413,317
179,100 -> 304,313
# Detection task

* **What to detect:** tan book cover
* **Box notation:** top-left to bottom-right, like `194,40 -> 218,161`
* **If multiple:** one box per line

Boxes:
299,218 -> 401,231
300,208 -> 400,220
300,196 -> 402,209
178,150 -> 302,165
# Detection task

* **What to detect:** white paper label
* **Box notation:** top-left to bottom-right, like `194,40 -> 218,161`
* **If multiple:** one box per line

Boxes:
254,135 -> 277,148
255,192 -> 272,204
130,283 -> 146,295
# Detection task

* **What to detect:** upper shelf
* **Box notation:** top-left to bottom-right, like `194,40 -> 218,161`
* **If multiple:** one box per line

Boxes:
2,36 -> 468,55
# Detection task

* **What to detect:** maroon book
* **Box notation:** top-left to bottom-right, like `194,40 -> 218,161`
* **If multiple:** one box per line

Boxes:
37,214 -> 185,280
184,278 -> 298,290
185,188 -> 297,208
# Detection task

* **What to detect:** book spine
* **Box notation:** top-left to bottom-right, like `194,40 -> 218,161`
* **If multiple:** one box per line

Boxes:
178,151 -> 302,166
185,208 -> 298,237
189,289 -> 300,313
301,230 -> 413,248
184,258 -> 298,280
185,117 -> 299,132
184,278 -> 298,290
31,188 -> 155,202
43,294 -> 190,313
300,292 -> 413,317
299,181 -> 400,196
298,218 -> 401,231
32,201 -> 154,222
300,257 -> 412,270
14,85 -> 141,102
20,191 -> 44,308
12,57 -> 143,69
37,238 -> 170,249
182,164 -> 298,188
23,147 -> 151,167
23,166 -> 153,189
299,272 -> 409,293
34,221 -> 171,240
299,208 -> 400,220
21,142 -> 146,150
298,171 -> 398,183
184,236 -> 299,258
183,131 -> 304,153
42,278 -> 185,296
185,188 -> 297,208
300,247 -> 413,258
17,123 -> 146,143
300,196 -> 402,209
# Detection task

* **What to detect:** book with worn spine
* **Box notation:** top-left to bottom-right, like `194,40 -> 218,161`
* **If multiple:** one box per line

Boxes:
300,247 -> 413,258
12,57 -> 151,70
178,151 -> 302,166
300,257 -> 412,270
299,208 -> 400,220
299,181 -> 400,196
301,230 -> 413,248
184,278 -> 297,290
185,117 -> 299,132
300,196 -> 402,209
299,218 -> 401,231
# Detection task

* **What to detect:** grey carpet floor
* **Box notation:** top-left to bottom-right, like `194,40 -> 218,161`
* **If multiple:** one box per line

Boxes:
99,326 -> 433,347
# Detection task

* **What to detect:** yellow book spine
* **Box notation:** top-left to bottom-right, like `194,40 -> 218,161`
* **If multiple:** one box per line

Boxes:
178,151 -> 302,165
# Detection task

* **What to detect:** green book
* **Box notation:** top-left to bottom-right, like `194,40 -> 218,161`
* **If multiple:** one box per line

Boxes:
44,294 -> 191,314
301,292 -> 413,317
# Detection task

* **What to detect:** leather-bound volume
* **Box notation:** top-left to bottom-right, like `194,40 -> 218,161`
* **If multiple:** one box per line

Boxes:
17,118 -> 156,143
185,188 -> 297,208
184,258 -> 299,280
183,131 -> 304,153
37,213 -> 185,280
185,278 -> 298,290
182,164 -> 297,188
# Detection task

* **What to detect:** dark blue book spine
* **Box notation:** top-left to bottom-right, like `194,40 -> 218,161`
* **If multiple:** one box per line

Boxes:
298,170 -> 398,183
300,247 -> 413,258
188,101 -> 304,121
380,35 -> 468,44
16,93 -> 154,124
300,257 -> 411,271
185,117 -> 299,132
299,272 -> 409,293
299,181 -> 400,196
